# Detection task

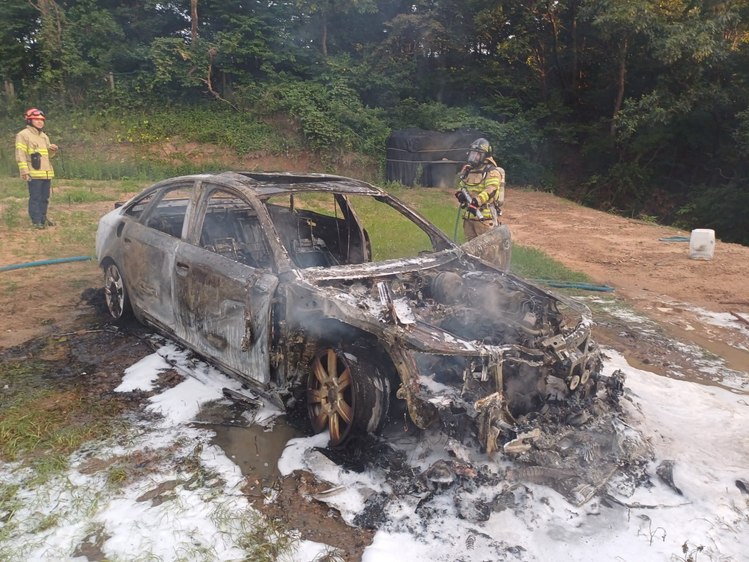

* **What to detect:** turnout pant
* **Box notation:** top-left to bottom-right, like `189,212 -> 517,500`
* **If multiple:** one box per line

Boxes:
28,179 -> 51,225
462,218 -> 494,241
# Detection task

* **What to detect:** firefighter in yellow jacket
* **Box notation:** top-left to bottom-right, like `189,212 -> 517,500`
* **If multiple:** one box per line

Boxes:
16,108 -> 59,228
454,138 -> 505,241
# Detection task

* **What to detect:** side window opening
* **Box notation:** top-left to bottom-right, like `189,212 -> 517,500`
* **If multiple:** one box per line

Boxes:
200,189 -> 271,269
124,191 -> 157,219
265,192 -> 370,268
145,186 -> 192,238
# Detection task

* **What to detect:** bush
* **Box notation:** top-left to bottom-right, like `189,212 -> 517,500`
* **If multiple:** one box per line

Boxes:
120,106 -> 277,154
259,79 -> 390,157
675,183 -> 749,245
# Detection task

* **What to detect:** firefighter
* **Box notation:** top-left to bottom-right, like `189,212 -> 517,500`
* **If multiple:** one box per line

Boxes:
454,138 -> 505,241
16,108 -> 59,228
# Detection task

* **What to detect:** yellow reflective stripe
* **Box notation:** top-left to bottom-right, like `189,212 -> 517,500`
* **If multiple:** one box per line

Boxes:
28,170 -> 55,179
477,192 -> 490,205
36,149 -> 49,155
483,177 -> 501,188
18,162 -> 29,170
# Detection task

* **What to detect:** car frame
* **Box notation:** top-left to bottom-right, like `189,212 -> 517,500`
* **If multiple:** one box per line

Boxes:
96,171 -> 601,451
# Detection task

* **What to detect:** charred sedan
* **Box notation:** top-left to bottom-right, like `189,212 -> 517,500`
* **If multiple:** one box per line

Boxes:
96,172 -> 602,451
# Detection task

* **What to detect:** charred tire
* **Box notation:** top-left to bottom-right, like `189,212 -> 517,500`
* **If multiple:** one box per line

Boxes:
307,347 -> 390,446
103,262 -> 132,321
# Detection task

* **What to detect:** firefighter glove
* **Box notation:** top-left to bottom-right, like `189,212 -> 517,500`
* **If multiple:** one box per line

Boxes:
454,190 -> 470,207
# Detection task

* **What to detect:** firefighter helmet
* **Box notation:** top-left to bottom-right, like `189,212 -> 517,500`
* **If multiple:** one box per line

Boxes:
467,137 -> 491,165
24,108 -> 46,123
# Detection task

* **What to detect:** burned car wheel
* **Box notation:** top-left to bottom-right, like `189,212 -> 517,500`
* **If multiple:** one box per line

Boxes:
103,262 -> 132,321
307,347 -> 390,446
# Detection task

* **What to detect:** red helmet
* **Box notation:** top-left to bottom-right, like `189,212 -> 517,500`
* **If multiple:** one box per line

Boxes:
24,108 -> 46,122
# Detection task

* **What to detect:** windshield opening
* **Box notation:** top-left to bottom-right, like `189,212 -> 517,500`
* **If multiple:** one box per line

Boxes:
264,191 -> 450,268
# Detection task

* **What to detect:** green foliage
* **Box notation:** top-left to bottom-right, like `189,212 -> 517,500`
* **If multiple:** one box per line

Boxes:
120,106 -> 276,154
675,183 -> 749,246
260,77 -> 390,156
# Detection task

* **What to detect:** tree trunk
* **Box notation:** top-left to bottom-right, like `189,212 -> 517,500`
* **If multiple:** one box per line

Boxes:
547,7 -> 567,92
4,80 -> 15,100
321,16 -> 328,57
611,37 -> 628,136
535,41 -> 548,101
571,0 -> 578,94
190,0 -> 199,42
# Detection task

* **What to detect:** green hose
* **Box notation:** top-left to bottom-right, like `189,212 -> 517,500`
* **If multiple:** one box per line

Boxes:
0,256 -> 92,272
453,206 -> 462,242
531,279 -> 615,292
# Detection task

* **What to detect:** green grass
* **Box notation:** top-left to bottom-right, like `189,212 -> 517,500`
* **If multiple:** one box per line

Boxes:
510,244 -> 592,283
385,184 -> 467,243
393,186 -> 591,282
1,199 -> 23,228
0,388 -> 122,465
0,361 -> 125,477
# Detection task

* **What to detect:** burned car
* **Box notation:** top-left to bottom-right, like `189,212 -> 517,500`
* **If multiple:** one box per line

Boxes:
96,172 -> 602,452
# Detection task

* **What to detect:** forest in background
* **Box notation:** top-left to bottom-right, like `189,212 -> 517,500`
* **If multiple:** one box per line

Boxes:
1,0 -> 748,244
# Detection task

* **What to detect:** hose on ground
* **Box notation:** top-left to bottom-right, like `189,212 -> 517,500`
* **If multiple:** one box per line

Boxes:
0,256 -> 92,272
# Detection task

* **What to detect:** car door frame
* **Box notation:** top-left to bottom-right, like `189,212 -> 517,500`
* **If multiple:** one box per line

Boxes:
172,179 -> 280,389
118,179 -> 199,331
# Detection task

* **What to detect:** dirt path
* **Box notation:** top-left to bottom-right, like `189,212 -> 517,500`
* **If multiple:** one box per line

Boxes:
505,189 -> 749,311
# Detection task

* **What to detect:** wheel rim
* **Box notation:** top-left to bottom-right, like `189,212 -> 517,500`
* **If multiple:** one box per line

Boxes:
307,348 -> 355,445
104,264 -> 125,319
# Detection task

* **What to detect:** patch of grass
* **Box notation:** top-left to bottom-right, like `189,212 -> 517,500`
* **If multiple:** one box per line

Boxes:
235,515 -> 295,562
0,279 -> 18,294
0,363 -> 125,478
0,177 -> 27,198
0,482 -> 22,545
60,189 -> 113,204
509,245 -> 592,283
1,199 -> 23,228
34,513 -> 60,533
386,185 -> 466,242
106,465 -> 129,487
0,361 -> 49,401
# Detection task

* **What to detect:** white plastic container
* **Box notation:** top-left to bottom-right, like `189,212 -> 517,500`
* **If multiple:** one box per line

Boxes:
689,229 -> 715,260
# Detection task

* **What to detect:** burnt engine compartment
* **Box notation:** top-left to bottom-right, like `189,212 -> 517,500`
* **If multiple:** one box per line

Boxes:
320,263 -> 600,425
360,265 -> 570,346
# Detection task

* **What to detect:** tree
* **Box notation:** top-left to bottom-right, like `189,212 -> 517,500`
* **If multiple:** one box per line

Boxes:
295,0 -> 377,57
0,0 -> 38,102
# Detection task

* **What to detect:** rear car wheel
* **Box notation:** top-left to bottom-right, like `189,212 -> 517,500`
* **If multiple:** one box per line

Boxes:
307,347 -> 390,446
103,262 -> 132,321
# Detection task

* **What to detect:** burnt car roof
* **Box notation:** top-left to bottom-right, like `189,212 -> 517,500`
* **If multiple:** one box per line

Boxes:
215,171 -> 386,197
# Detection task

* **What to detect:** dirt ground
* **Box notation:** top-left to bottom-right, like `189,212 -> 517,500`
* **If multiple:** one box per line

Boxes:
505,189 -> 749,313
